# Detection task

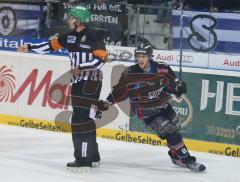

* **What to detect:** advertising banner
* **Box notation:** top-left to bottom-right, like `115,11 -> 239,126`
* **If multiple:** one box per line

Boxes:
130,70 -> 240,146
209,53 -> 240,71
0,51 -> 129,131
153,49 -> 209,68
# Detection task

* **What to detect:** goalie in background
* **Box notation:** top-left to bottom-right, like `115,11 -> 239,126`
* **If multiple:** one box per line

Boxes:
106,43 -> 206,172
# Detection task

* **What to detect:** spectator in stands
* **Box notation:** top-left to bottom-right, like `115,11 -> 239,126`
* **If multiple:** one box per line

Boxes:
183,0 -> 218,11
111,0 -> 127,4
68,0 -> 85,6
150,0 -> 171,23
127,0 -> 153,5
96,0 -> 108,4
167,0 -> 188,10
172,0 -> 181,9
215,0 -> 240,12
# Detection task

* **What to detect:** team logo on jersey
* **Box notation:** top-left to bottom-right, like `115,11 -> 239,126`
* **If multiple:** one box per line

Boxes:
148,87 -> 164,99
81,35 -> 86,42
67,36 -> 76,43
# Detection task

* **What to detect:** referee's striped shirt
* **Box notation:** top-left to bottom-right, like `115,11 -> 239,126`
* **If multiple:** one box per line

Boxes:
27,27 -> 108,83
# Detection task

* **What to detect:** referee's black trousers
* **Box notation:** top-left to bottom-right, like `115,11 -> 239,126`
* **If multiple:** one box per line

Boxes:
71,80 -> 102,166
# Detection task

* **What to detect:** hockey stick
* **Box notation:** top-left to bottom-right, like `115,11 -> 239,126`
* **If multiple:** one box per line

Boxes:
178,0 -> 184,80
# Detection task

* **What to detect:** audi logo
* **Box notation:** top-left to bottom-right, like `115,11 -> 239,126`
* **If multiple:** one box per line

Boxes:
108,49 -> 133,61
176,55 -> 194,63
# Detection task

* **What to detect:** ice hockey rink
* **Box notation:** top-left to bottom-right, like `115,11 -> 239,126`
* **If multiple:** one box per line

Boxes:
0,124 -> 239,182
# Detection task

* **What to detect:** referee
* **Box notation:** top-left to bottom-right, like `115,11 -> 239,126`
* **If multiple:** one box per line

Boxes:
18,5 -> 108,172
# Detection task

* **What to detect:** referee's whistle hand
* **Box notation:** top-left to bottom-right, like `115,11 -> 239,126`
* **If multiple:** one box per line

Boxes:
17,45 -> 29,53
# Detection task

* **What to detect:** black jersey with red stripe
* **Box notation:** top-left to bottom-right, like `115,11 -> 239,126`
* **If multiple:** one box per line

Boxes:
27,27 -> 108,82
110,60 -> 178,119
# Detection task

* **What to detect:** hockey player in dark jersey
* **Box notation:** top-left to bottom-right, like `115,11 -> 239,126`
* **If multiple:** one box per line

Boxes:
18,6 -> 108,172
106,43 -> 206,172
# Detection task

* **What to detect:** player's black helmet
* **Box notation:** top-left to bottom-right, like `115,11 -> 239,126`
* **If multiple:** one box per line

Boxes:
134,43 -> 153,58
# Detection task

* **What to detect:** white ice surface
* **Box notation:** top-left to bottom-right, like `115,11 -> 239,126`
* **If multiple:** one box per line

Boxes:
0,125 -> 239,182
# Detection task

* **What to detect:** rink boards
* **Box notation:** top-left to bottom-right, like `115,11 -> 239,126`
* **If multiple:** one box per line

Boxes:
0,50 -> 240,158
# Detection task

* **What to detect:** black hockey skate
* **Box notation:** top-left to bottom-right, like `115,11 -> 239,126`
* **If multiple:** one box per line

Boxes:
184,156 -> 206,172
67,161 -> 92,172
168,150 -> 206,172
92,150 -> 101,168
92,160 -> 100,168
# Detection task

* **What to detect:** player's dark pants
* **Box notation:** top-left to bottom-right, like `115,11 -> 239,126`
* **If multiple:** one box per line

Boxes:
71,80 -> 102,166
144,105 -> 180,139
144,105 -> 190,160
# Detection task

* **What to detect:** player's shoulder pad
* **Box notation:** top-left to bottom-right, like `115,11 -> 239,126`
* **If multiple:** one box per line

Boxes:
155,61 -> 171,69
156,61 -> 170,67
86,27 -> 98,37
86,27 -> 104,44
59,31 -> 74,42
64,30 -> 75,36
122,67 -> 130,76
125,64 -> 140,74
121,65 -> 135,77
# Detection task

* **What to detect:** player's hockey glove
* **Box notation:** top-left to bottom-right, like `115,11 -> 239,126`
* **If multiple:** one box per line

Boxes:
95,110 -> 103,118
175,79 -> 187,97
106,93 -> 115,105
97,100 -> 110,111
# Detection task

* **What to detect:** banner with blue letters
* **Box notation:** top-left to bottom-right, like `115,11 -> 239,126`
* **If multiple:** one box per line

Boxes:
0,35 -> 67,56
172,10 -> 240,54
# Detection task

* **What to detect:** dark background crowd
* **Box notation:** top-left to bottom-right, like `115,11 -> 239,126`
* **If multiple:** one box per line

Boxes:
127,0 -> 240,12
2,0 -> 240,12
